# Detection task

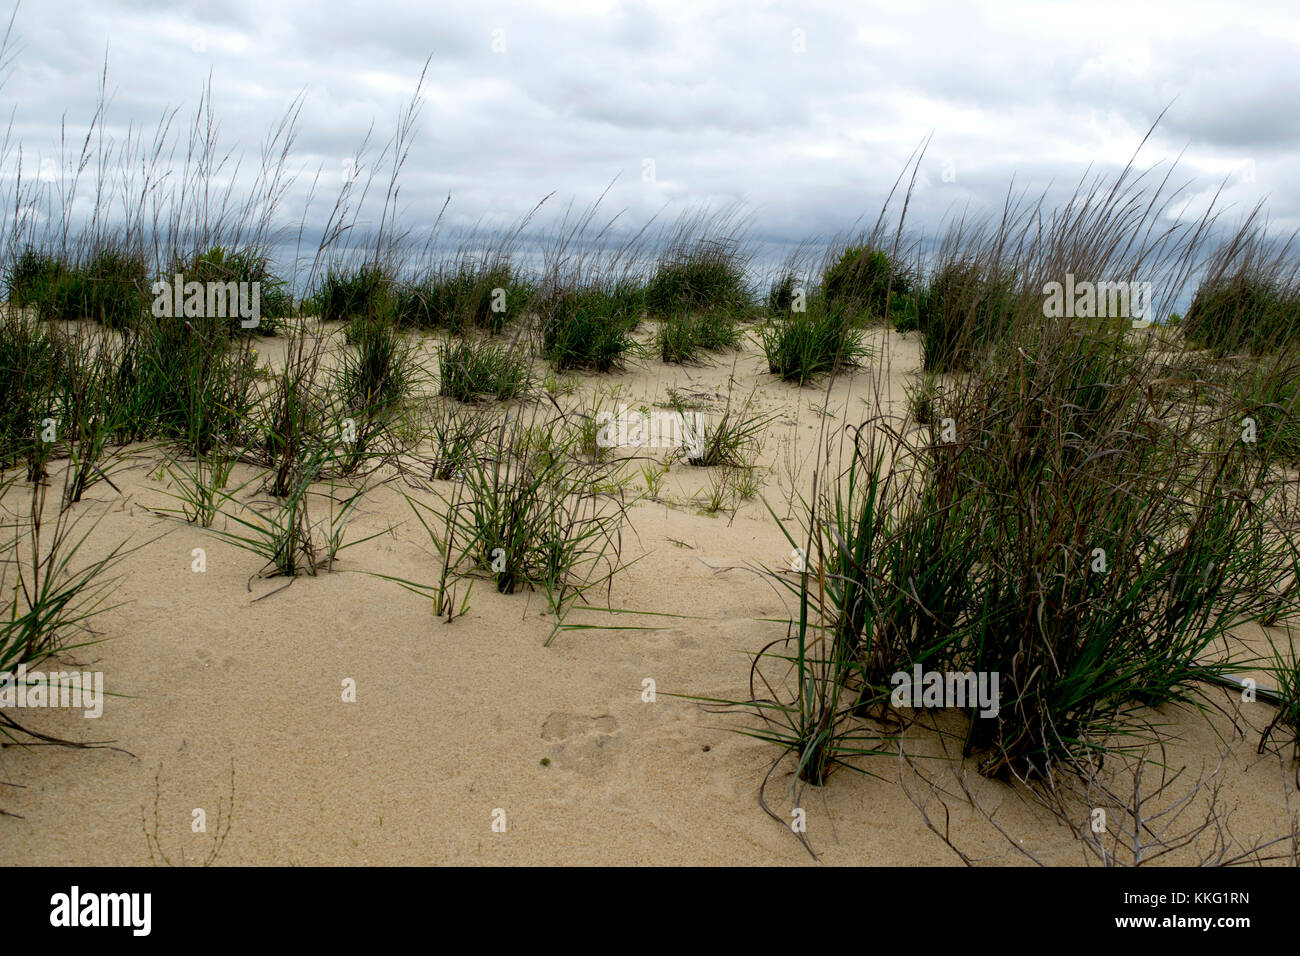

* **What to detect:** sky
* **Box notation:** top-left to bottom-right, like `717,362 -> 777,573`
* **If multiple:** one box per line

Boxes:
2,0 -> 1297,284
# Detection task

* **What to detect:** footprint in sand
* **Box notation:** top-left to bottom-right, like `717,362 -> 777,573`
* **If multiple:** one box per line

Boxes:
541,713 -> 622,774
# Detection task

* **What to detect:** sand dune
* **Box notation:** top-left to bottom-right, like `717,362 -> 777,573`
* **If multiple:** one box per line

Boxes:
2,324 -> 1296,867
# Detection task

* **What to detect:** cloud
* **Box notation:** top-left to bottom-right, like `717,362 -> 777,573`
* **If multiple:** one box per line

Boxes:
3,0 -> 1297,272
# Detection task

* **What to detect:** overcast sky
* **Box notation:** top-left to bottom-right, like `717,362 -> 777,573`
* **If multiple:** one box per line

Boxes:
4,0 -> 1297,279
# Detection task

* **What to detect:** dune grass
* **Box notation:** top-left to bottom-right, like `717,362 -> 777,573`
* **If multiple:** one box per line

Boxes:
759,300 -> 869,384
3,36 -> 1300,863
685,148 -> 1300,858
657,308 -> 743,363
822,243 -> 911,319
437,337 -> 530,403
0,471 -> 128,742
539,285 -> 640,371
398,259 -> 533,335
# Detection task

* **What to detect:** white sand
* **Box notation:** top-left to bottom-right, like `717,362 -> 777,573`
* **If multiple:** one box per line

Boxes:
1,324 -> 1296,865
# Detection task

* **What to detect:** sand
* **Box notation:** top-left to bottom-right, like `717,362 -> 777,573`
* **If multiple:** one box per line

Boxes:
1,324 -> 1296,866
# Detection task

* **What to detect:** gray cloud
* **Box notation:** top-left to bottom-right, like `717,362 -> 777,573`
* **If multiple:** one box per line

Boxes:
3,0 -> 1298,276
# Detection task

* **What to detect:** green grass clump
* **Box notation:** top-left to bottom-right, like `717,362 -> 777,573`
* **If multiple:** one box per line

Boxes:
4,247 -> 64,314
1236,357 -> 1300,465
1183,269 -> 1300,355
438,338 -> 529,402
917,259 -> 1017,372
412,412 -> 629,634
657,310 -> 742,363
675,399 -> 772,468
333,319 -> 417,474
206,441 -> 369,578
890,328 -> 1290,777
707,304 -> 1300,805
1261,633 -> 1300,762
766,273 -> 803,314
338,322 -> 412,418
112,309 -> 260,455
77,248 -> 150,328
427,401 -> 496,481
603,280 -> 646,327
169,246 -> 293,335
759,302 -> 868,384
645,242 -> 750,318
397,261 -> 533,334
1,474 -> 127,722
822,244 -> 910,317
890,291 -> 919,332
13,247 -> 151,328
0,301 -> 259,472
0,314 -> 68,474
316,265 -> 394,325
539,287 -> 639,371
